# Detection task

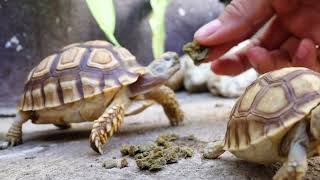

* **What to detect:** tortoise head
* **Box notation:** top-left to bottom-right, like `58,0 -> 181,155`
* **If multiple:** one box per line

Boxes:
128,52 -> 180,96
148,52 -> 180,78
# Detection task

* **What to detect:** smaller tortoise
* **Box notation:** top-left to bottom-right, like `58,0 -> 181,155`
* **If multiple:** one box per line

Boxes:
1,40 -> 184,154
204,67 -> 320,180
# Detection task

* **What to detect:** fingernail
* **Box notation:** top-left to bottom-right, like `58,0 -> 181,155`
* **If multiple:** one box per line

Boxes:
297,44 -> 309,60
194,19 -> 222,39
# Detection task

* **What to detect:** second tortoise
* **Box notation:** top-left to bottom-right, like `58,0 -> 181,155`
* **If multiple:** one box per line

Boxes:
204,67 -> 320,180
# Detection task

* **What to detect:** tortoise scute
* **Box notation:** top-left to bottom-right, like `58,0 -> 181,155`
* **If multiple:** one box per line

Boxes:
87,49 -> 119,69
290,74 -> 320,98
239,82 -> 262,111
256,86 -> 288,114
43,78 -> 62,108
83,40 -> 111,47
225,67 -> 320,151
57,47 -> 85,70
33,55 -> 55,78
81,75 -> 102,98
19,40 -> 144,111
60,78 -> 81,104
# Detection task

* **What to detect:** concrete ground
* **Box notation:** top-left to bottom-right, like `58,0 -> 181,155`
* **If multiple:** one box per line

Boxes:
0,93 -> 320,180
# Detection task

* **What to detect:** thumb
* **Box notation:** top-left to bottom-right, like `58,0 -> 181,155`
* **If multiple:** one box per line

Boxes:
195,0 -> 274,46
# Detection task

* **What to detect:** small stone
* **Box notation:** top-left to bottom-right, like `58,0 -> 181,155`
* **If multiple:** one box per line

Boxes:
178,7 -> 186,16
102,159 -> 118,169
187,134 -> 196,141
16,45 -> 23,52
5,41 -> 11,48
10,36 -> 19,44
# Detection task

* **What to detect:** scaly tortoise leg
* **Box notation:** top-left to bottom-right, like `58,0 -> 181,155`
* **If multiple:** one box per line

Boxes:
89,88 -> 129,154
274,121 -> 309,180
90,104 -> 125,154
145,85 -> 184,126
0,111 -> 30,149
203,140 -> 225,159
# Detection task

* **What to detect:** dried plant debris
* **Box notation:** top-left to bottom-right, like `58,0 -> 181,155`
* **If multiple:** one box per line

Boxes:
102,158 -> 128,169
120,134 -> 194,171
183,41 -> 208,65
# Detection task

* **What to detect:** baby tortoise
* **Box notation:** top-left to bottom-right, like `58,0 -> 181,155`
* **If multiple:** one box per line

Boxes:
1,40 -> 184,154
204,67 -> 320,180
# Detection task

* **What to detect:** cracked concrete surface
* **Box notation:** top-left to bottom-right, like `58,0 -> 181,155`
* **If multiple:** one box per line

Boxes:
0,93 -> 319,180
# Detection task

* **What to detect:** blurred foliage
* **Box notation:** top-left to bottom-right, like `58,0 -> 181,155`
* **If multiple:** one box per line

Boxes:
86,0 -> 170,58
149,0 -> 171,58
85,0 -> 120,46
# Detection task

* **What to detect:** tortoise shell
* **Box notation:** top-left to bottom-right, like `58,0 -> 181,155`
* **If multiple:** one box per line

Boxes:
224,67 -> 320,151
18,40 -> 145,111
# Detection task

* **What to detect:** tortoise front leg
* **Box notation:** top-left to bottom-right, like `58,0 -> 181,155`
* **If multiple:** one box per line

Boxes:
90,104 -> 125,154
274,121 -> 309,180
90,89 -> 128,154
0,111 -> 30,149
145,85 -> 184,126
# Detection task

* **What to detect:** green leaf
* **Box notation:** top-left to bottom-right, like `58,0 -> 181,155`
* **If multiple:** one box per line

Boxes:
86,0 -> 120,46
149,0 -> 171,58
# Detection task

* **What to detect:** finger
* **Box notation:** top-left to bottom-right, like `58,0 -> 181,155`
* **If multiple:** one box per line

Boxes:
247,47 -> 291,73
271,0 -> 298,15
206,43 -> 236,61
254,16 -> 291,50
195,0 -> 274,46
280,6 -> 320,45
292,38 -> 318,71
280,36 -> 300,58
211,52 -> 252,76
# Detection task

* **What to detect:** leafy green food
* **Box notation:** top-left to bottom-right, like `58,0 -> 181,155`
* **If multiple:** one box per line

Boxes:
86,0 -> 120,46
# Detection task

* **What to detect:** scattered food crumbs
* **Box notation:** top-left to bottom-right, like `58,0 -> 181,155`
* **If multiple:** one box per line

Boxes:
183,41 -> 208,65
102,158 -> 128,169
120,158 -> 128,168
120,134 -> 194,171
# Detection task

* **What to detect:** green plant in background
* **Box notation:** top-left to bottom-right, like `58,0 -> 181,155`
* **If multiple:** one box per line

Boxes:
86,0 -> 170,59
86,0 -> 120,46
149,0 -> 171,58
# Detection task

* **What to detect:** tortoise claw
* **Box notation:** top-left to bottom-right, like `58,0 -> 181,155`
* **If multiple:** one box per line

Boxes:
0,137 -> 22,150
90,129 -> 107,154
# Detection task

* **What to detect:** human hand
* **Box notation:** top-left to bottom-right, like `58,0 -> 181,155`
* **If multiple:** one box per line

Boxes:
194,0 -> 320,75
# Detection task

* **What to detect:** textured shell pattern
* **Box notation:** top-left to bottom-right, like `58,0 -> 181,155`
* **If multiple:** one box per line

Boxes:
224,67 -> 320,151
19,40 -> 145,111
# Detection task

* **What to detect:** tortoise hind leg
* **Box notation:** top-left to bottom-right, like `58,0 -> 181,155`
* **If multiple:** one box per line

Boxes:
53,123 -> 71,130
145,85 -> 184,126
203,140 -> 225,159
0,111 -> 30,149
273,121 -> 309,180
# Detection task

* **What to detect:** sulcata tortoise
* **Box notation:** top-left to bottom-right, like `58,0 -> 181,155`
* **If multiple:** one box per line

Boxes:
204,67 -> 320,180
1,40 -> 184,154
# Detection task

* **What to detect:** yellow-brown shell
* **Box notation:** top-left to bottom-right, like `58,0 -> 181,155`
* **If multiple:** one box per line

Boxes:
224,67 -> 320,151
18,40 -> 145,111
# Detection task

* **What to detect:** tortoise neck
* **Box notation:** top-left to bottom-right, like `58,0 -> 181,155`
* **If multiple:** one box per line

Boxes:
128,73 -> 166,96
